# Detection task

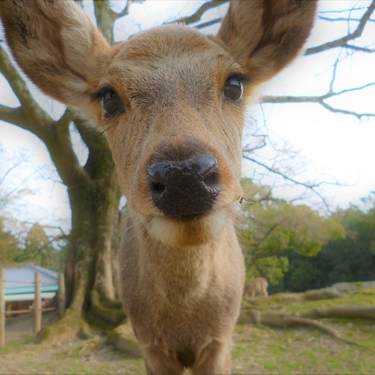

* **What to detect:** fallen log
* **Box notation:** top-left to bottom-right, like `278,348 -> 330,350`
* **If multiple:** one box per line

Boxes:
298,305 -> 375,320
239,309 -> 340,339
243,288 -> 343,307
238,307 -> 371,346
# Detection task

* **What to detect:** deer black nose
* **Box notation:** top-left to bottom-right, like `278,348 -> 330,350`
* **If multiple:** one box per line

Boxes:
148,155 -> 220,217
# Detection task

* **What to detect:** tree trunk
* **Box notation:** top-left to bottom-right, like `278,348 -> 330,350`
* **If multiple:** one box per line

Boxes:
38,159 -> 125,343
0,1 -> 130,344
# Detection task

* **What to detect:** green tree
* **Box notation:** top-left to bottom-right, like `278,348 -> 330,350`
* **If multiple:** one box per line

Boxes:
283,197 -> 375,292
284,252 -> 323,292
13,223 -> 62,271
239,178 -> 345,286
0,216 -> 21,264
319,201 -> 375,285
25,224 -> 49,262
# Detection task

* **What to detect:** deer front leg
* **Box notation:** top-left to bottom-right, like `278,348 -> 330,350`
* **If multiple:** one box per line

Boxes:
143,346 -> 185,375
192,339 -> 232,375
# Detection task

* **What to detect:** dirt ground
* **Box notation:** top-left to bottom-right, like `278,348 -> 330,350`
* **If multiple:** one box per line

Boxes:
0,340 -> 143,375
1,317 -> 262,374
4,310 -> 60,345
2,312 -> 143,374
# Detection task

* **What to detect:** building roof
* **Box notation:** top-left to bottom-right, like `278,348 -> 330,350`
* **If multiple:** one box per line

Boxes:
5,263 -> 58,297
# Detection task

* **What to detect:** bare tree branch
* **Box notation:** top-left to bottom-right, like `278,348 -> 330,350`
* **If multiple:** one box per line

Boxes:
56,108 -> 75,128
242,154 -> 333,212
0,46 -> 53,133
242,134 -> 267,154
196,17 -> 222,30
0,105 -> 30,129
261,83 -> 375,120
0,158 -> 24,186
319,16 -> 375,23
329,54 -> 340,93
343,45 -> 375,53
306,1 -> 375,55
0,171 -> 37,207
86,1 -> 145,43
320,7 -> 369,15
113,0 -> 146,20
164,0 -> 226,26
73,118 -> 116,181
0,47 -> 89,189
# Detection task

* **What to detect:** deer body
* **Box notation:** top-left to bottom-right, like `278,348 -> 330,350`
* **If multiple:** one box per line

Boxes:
244,277 -> 269,298
121,216 -> 243,372
0,1 -> 317,373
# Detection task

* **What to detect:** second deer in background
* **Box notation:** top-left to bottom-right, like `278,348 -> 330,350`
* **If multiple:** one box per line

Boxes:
244,277 -> 269,298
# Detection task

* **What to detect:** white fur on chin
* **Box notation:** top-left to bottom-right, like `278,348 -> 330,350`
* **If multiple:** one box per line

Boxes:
148,208 -> 228,247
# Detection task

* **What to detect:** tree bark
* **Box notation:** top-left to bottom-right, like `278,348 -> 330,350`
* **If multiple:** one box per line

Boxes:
0,44 -> 125,344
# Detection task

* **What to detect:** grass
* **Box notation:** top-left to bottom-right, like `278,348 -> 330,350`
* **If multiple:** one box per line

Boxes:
232,322 -> 375,374
231,289 -> 375,374
1,290 -> 375,374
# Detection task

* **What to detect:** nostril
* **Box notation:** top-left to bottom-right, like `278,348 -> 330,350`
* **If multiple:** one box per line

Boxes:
203,170 -> 219,189
151,181 -> 165,195
148,163 -> 168,198
193,156 -> 218,178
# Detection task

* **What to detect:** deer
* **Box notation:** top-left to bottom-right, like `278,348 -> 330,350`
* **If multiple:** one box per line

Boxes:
244,277 -> 269,298
0,0 -> 317,373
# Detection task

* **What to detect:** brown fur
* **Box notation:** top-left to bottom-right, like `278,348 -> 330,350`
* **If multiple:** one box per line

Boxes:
0,1 -> 317,373
244,277 -> 269,298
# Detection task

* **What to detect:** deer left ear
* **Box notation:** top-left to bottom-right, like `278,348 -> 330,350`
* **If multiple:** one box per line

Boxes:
0,0 -> 112,114
217,0 -> 318,85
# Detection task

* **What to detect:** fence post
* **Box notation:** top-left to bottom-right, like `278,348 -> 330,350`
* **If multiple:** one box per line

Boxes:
33,272 -> 42,334
0,268 -> 5,348
57,273 -> 65,318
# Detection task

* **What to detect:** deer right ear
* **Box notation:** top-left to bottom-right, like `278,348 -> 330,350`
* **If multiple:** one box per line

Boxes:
217,0 -> 318,85
0,0 -> 113,114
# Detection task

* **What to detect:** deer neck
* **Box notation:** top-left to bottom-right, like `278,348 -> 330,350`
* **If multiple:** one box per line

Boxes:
134,217 -> 234,296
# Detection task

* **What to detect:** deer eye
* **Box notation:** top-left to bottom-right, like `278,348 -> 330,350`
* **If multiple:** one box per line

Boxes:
101,89 -> 124,116
223,76 -> 244,102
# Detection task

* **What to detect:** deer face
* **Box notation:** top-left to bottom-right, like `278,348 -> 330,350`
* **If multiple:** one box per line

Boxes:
93,25 -> 247,247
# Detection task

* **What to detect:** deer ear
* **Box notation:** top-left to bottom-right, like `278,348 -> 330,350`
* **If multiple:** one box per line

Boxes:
0,0 -> 112,112
217,0 -> 317,84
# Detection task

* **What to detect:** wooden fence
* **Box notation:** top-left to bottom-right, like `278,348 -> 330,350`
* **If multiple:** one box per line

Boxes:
0,269 -> 65,348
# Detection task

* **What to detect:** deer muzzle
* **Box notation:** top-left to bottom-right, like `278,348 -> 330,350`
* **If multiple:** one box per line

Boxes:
148,155 -> 220,217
